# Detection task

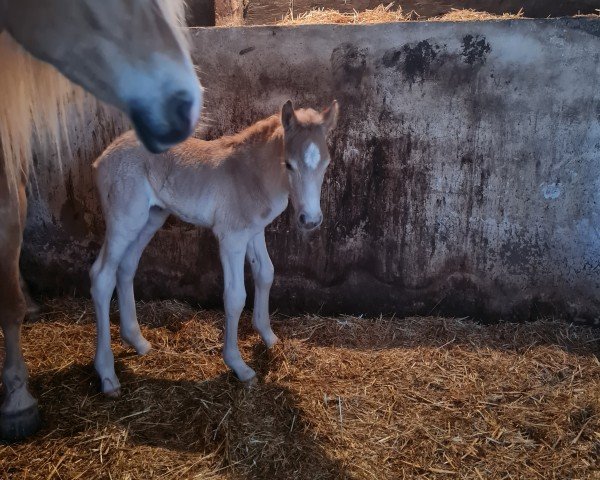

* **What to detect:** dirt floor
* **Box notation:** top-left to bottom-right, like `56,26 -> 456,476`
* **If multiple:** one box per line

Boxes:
1,297 -> 599,479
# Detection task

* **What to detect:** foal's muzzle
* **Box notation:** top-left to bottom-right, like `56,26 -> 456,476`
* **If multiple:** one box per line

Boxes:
298,212 -> 323,231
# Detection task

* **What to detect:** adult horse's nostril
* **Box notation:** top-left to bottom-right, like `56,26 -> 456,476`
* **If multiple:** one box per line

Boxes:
168,90 -> 194,136
299,213 -> 307,226
129,90 -> 196,153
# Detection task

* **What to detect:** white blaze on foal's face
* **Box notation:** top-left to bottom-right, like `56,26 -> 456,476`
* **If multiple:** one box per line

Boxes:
281,100 -> 339,232
303,142 -> 321,170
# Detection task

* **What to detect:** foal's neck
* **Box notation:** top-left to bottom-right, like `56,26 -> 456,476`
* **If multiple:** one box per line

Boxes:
239,116 -> 288,198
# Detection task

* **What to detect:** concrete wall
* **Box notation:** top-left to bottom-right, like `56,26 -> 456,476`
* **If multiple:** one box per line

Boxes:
23,19 -> 600,322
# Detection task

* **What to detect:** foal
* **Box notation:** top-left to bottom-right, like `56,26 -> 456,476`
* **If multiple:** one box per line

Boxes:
91,100 -> 338,396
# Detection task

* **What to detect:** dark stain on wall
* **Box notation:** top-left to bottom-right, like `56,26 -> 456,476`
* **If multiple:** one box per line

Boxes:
382,40 -> 441,84
331,43 -> 369,94
461,35 -> 491,65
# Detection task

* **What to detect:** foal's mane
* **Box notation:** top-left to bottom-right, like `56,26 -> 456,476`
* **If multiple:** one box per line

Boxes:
218,114 -> 283,149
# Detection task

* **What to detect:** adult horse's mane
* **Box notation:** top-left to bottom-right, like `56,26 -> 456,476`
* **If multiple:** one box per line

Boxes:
0,0 -> 188,194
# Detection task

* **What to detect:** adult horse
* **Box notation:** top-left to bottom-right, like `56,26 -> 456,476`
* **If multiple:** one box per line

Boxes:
0,0 -> 203,441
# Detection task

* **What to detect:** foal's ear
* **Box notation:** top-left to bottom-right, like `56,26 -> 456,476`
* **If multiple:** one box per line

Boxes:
322,100 -> 339,132
281,100 -> 297,132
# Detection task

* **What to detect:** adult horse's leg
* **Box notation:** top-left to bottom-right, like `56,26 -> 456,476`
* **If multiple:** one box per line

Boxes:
116,207 -> 169,355
218,233 -> 256,384
0,177 -> 40,441
246,231 -> 278,348
17,193 -> 40,319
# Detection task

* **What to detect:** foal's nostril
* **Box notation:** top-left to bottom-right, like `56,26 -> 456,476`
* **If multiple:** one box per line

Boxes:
298,212 -> 323,230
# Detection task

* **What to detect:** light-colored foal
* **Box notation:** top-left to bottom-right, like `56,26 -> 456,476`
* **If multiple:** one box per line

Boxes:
90,100 -> 338,396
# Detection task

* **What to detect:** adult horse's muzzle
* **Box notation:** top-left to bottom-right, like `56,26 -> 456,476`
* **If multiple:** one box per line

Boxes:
130,89 -> 200,154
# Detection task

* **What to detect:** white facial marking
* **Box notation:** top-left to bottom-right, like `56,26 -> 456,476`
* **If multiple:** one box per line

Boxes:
304,142 -> 320,170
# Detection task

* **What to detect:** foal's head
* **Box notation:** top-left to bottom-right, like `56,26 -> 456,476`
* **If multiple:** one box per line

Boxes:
281,100 -> 338,231
1,0 -> 202,154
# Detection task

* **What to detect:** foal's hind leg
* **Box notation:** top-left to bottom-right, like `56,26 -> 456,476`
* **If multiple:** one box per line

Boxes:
246,231 -> 278,348
219,232 -> 256,384
0,181 -> 40,441
116,207 -> 168,355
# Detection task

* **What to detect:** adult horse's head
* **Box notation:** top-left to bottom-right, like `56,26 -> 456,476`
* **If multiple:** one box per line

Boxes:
281,100 -> 339,232
0,0 -> 202,153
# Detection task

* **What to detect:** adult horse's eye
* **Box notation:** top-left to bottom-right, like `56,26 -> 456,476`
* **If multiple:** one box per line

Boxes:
285,162 -> 294,171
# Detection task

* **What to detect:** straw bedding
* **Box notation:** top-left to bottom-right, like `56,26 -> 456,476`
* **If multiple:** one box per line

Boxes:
1,297 -> 599,479
279,4 -> 525,25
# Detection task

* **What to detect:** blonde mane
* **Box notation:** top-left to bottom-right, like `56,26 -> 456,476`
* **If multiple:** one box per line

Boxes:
0,0 -> 188,194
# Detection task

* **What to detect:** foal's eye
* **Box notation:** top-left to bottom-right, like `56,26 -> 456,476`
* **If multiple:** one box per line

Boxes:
285,162 -> 294,171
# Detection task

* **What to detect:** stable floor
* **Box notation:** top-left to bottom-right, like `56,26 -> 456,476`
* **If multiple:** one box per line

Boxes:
1,298 -> 599,479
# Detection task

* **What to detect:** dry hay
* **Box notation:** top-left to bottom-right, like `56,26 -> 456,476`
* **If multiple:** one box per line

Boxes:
279,4 -> 525,25
280,4 -> 414,25
575,10 -> 600,18
1,297 -> 599,479
432,8 -> 525,22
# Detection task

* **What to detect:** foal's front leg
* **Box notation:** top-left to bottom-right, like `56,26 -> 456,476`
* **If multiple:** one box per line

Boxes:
246,231 -> 278,348
219,234 -> 256,384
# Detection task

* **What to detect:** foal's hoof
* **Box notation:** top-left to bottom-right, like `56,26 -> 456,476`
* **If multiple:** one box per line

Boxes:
123,337 -> 152,356
101,378 -> 121,398
0,403 -> 41,442
264,334 -> 280,349
136,340 -> 152,356
242,374 -> 258,389
233,365 -> 257,387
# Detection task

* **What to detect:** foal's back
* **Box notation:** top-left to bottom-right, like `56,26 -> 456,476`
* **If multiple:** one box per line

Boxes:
94,117 -> 284,230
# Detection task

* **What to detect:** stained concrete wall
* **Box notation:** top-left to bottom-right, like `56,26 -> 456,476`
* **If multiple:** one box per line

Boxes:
22,19 -> 600,322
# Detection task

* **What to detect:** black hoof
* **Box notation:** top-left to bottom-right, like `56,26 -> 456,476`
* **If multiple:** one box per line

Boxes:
0,403 -> 41,442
